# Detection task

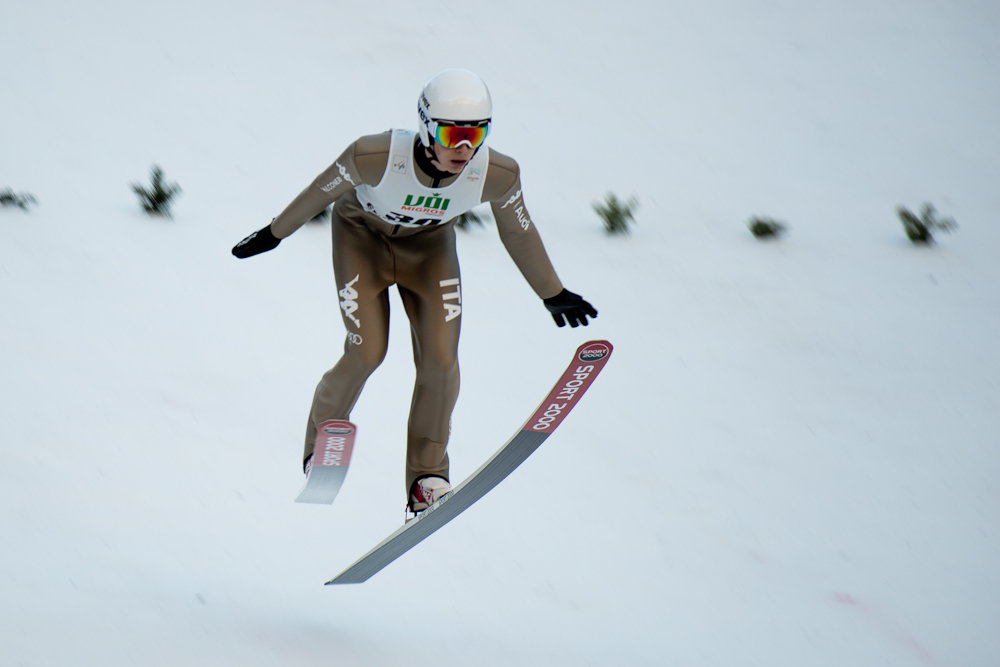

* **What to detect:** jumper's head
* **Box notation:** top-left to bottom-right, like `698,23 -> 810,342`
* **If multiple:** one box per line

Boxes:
417,69 -> 492,151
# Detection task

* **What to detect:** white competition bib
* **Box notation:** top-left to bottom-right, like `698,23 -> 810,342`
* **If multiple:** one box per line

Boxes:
354,129 -> 489,228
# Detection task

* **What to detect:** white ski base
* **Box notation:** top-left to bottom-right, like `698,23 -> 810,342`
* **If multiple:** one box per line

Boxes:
326,429 -> 549,584
295,465 -> 350,504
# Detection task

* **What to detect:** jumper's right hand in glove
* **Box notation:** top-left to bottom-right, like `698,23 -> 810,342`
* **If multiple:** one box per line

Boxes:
232,222 -> 281,258
543,289 -> 598,328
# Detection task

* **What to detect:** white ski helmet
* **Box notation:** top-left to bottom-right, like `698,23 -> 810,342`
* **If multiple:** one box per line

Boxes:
417,69 -> 492,148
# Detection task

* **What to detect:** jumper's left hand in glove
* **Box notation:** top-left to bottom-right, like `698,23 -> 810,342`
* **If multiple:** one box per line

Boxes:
543,289 -> 598,328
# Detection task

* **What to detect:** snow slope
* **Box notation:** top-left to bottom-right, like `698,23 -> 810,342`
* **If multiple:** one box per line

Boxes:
2,1 -> 998,665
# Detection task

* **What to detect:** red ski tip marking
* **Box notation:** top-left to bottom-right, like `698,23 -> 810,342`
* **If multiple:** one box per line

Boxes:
522,340 -> 613,434
295,420 -> 358,504
314,420 -> 356,468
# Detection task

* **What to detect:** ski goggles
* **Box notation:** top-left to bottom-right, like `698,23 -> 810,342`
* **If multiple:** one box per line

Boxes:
431,120 -> 490,149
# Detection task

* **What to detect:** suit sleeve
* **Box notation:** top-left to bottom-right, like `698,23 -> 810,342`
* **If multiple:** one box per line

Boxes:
269,143 -> 365,239
485,152 -> 564,300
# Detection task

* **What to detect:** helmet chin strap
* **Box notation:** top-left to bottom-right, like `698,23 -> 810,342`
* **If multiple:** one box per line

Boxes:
414,135 -> 456,183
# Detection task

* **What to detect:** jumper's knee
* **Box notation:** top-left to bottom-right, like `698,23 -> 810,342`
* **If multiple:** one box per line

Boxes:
343,333 -> 388,376
414,353 -> 458,388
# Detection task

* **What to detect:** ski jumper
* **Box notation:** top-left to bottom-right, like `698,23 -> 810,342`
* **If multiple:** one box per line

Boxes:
270,130 -> 563,494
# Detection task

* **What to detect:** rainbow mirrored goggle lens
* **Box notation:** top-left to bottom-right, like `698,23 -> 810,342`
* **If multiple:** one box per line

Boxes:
433,122 -> 490,149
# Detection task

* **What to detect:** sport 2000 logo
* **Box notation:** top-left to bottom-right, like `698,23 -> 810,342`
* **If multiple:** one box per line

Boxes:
322,424 -> 354,436
578,343 -> 610,363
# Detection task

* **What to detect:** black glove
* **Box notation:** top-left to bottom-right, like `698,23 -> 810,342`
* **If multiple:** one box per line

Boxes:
543,289 -> 598,328
232,222 -> 281,258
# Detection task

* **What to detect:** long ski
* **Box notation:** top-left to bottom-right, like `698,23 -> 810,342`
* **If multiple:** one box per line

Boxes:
325,340 -> 613,585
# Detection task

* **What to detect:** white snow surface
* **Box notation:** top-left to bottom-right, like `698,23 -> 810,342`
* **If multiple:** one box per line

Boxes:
2,1 -> 999,665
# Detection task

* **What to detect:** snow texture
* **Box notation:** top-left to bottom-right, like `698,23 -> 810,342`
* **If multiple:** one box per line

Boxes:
2,0 -> 998,665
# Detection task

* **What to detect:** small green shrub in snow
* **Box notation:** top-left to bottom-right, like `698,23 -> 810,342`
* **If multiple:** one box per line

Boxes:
455,208 -> 487,230
747,216 -> 786,239
897,203 -> 956,244
0,188 -> 37,211
131,165 -> 182,218
593,192 -> 638,234
310,205 -> 332,223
